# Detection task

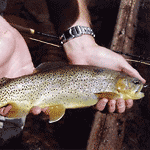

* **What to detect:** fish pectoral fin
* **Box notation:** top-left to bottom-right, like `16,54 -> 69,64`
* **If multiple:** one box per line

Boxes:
7,103 -> 29,118
40,104 -> 66,123
95,92 -> 119,100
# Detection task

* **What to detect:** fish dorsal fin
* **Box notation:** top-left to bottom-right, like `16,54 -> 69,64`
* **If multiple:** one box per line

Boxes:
33,62 -> 68,73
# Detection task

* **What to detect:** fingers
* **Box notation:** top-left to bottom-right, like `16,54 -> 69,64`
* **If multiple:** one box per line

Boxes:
121,60 -> 146,84
116,98 -> 125,113
116,99 -> 133,112
30,106 -> 42,115
125,99 -> 133,109
30,106 -> 49,115
96,98 -> 133,113
108,100 -> 116,113
96,98 -> 108,111
0,105 -> 12,116
3,105 -> 12,115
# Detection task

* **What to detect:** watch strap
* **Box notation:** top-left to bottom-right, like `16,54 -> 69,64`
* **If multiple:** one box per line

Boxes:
60,26 -> 95,44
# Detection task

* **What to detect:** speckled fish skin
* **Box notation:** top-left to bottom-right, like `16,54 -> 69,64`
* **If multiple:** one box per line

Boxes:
0,65 -> 144,121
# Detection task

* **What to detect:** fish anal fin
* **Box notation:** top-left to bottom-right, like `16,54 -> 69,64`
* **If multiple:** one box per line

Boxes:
95,92 -> 119,100
41,104 -> 66,123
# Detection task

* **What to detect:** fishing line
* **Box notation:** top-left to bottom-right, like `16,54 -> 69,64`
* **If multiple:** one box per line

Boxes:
29,37 -> 60,48
126,59 -> 150,65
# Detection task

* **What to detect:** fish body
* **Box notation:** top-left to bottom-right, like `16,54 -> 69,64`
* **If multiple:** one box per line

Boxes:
0,64 -> 144,122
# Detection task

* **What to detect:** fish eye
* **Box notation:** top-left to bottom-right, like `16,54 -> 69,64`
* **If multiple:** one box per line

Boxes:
132,79 -> 140,84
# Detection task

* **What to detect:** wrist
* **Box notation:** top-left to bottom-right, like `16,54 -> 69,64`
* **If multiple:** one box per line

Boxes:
63,34 -> 96,48
63,35 -> 97,63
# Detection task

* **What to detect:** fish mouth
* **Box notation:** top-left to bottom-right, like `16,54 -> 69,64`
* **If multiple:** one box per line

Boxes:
134,85 -> 143,93
134,85 -> 144,98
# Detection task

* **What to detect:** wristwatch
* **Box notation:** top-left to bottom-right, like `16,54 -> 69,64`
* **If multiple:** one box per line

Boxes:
60,25 -> 95,44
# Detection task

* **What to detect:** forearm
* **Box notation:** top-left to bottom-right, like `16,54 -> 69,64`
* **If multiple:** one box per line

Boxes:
71,0 -> 91,27
63,0 -> 94,43
63,0 -> 96,64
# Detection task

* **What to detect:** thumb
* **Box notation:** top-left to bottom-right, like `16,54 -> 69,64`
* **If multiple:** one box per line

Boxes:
121,63 -> 146,84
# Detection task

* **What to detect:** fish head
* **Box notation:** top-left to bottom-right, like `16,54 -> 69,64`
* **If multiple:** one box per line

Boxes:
116,75 -> 144,100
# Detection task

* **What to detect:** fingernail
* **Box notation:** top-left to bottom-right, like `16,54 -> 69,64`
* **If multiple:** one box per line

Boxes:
117,102 -> 124,108
0,108 -> 4,114
108,100 -> 116,113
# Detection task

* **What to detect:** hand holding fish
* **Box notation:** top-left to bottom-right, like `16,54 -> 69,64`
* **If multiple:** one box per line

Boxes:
61,0 -> 145,114
0,16 -> 35,115
0,16 -> 34,79
0,16 -> 145,118
63,35 -> 146,113
0,18 -> 145,121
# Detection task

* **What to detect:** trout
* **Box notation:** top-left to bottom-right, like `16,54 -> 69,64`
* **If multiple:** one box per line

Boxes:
0,63 -> 144,123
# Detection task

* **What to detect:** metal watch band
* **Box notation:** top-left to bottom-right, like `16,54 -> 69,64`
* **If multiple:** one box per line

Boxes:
60,26 -> 95,44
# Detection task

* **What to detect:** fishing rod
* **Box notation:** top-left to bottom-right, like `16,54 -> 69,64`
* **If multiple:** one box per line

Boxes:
10,23 -> 59,39
111,50 -> 150,62
10,23 -> 60,48
11,23 -> 150,65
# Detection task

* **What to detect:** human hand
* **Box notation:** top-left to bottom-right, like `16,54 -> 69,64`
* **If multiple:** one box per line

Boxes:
63,35 -> 146,113
0,16 -> 35,116
29,106 -> 49,115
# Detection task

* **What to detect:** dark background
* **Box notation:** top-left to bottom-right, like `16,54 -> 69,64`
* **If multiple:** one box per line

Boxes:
1,0 -> 150,149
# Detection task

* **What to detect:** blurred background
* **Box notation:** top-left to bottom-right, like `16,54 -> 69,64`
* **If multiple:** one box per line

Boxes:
1,0 -> 150,149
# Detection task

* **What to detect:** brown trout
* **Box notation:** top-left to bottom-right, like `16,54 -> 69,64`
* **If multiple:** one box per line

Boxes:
0,63 -> 144,123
